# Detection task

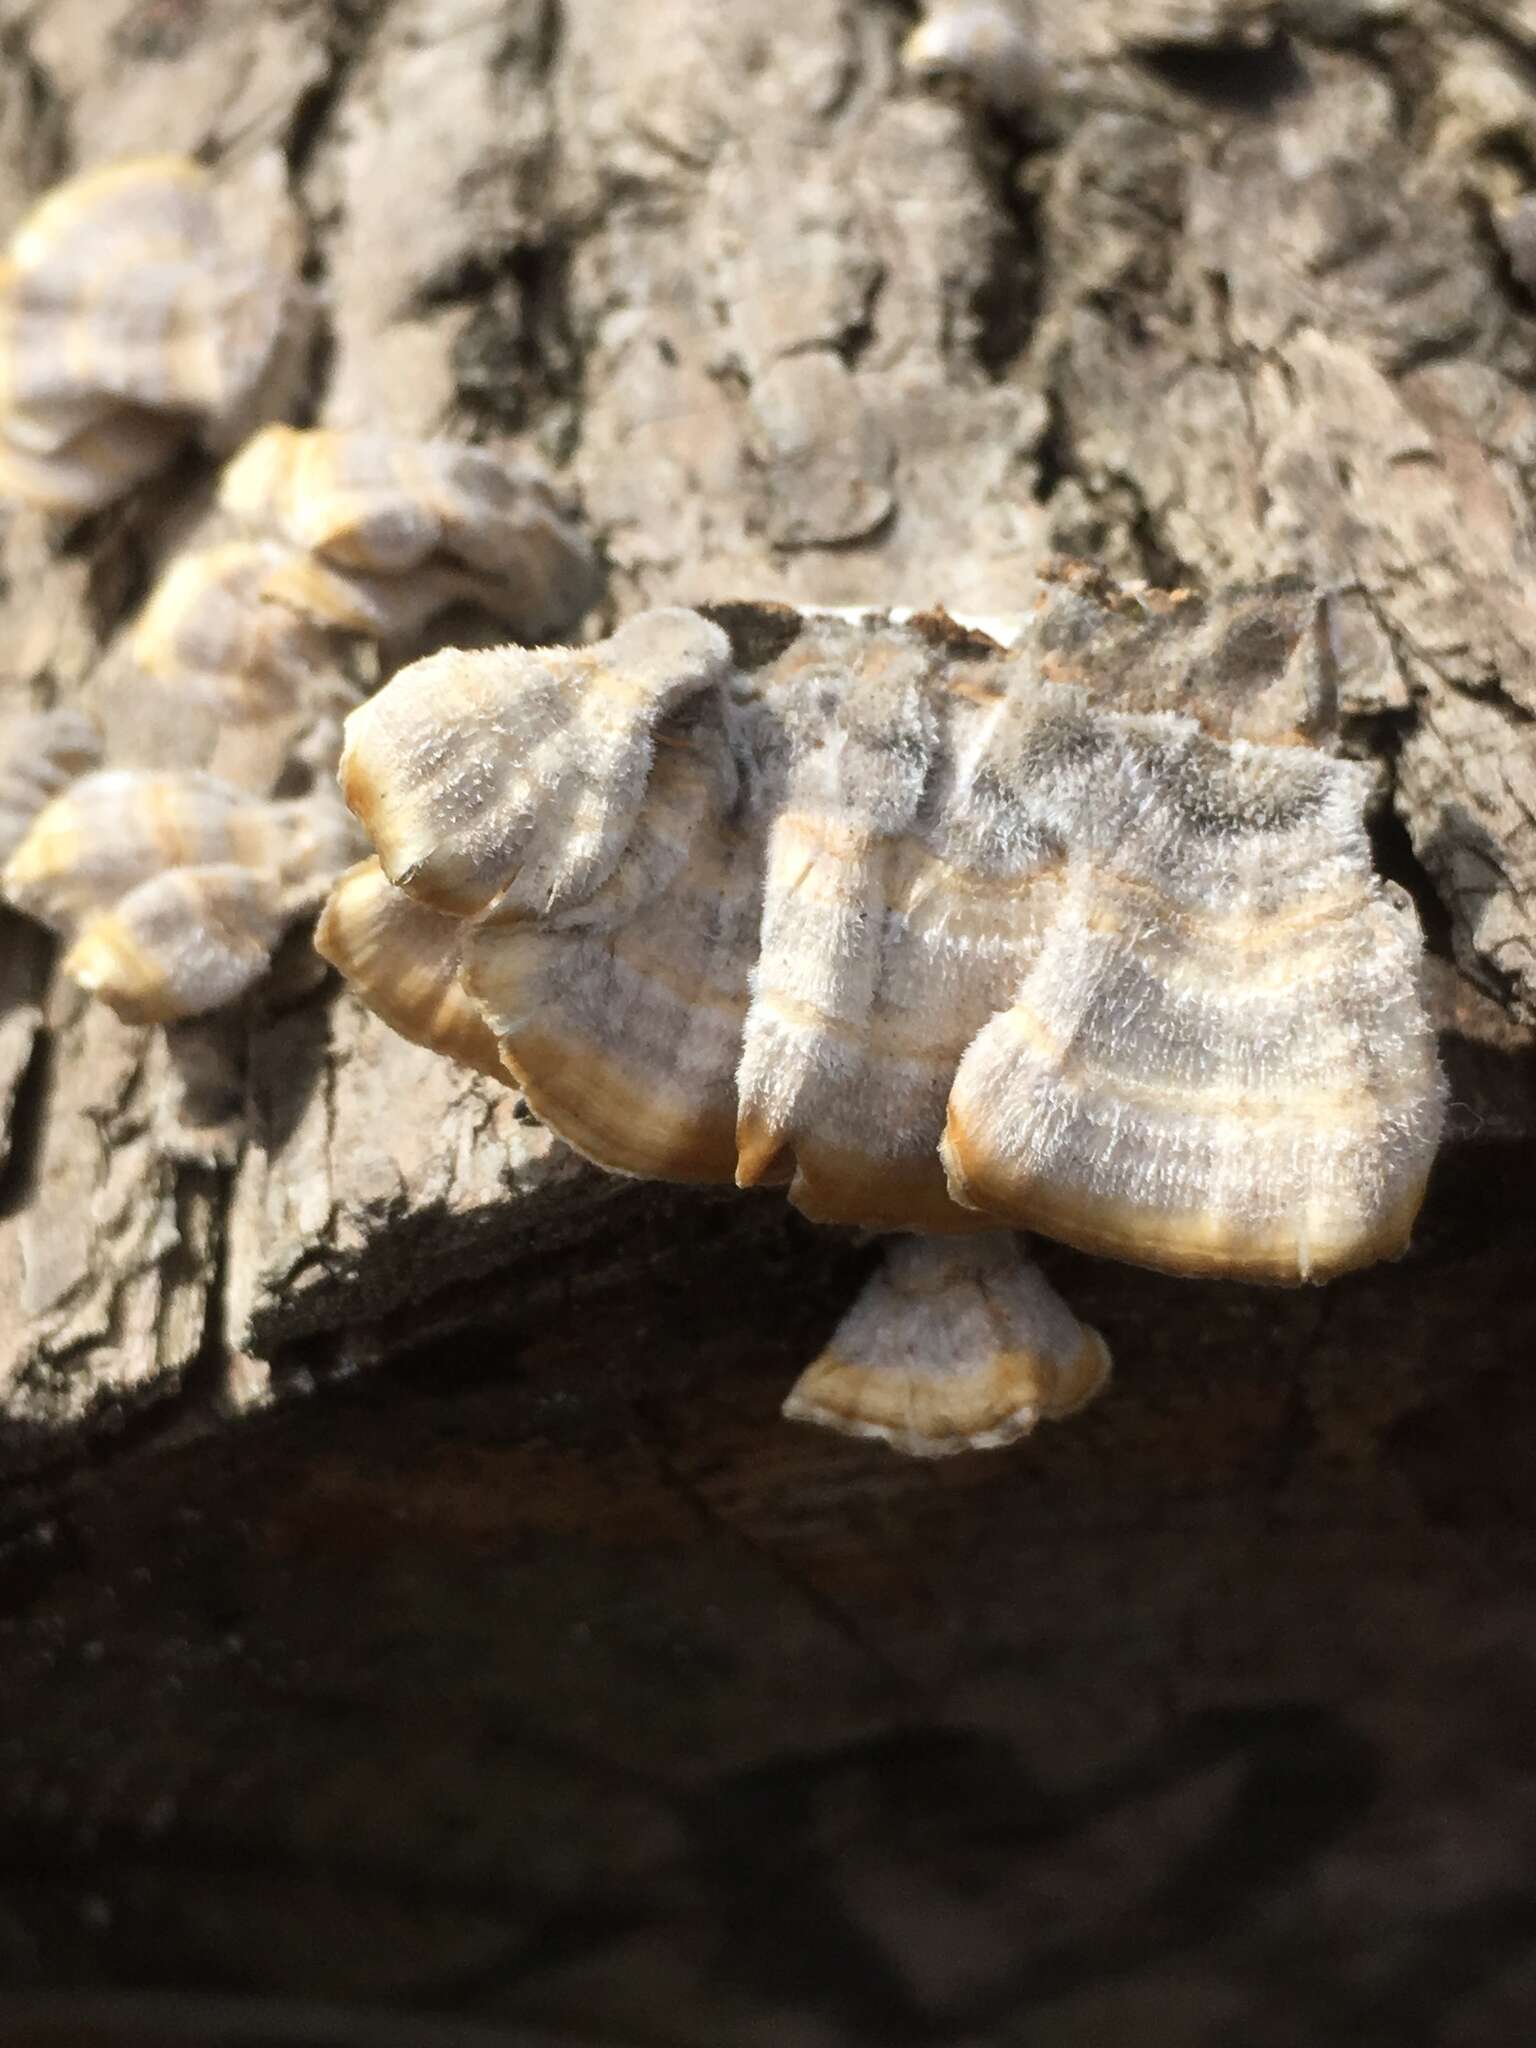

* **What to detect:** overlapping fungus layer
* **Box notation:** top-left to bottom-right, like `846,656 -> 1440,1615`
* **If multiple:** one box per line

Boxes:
322,576 -> 1446,1286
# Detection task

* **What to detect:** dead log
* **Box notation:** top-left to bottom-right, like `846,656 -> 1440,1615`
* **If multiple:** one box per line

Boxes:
1,2 -> 1535,2038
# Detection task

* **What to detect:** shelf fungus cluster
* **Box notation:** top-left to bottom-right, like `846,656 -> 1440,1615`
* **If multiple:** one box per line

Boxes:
217,425 -> 600,647
318,570 -> 1447,1458
0,417 -> 597,1027
2,769 -> 360,1024
95,425 -> 600,781
0,155 -> 305,513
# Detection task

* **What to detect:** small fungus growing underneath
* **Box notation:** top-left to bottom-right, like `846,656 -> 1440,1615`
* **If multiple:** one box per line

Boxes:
318,567 -> 1446,1456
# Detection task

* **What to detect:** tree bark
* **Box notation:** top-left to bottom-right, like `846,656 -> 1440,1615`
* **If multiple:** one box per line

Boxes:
1,1 -> 1535,2040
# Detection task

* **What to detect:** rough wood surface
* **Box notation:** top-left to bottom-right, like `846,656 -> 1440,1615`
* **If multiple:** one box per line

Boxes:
1,1 -> 1535,2039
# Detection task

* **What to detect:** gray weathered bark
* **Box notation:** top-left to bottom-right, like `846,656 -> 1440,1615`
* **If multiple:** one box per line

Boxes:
1,2 -> 1535,2040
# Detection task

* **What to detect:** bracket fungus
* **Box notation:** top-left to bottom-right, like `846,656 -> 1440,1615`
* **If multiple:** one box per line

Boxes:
0,155 -> 305,514
218,425 -> 600,645
0,708 -> 103,867
91,427 -> 598,785
317,568 -> 1446,1456
11,422 -> 597,1022
783,1231 -> 1111,1458
3,769 -> 360,1023
119,539 -> 335,732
